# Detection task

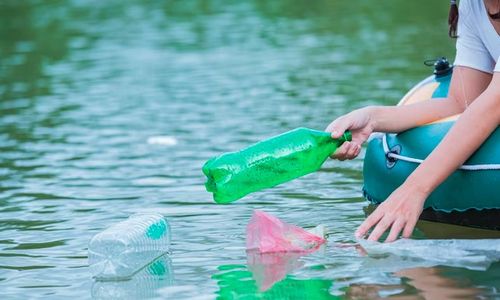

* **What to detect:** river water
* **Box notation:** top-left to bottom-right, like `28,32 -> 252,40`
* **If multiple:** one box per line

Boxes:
1,0 -> 499,299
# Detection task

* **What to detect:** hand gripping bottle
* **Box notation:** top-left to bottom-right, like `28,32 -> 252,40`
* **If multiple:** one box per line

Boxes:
202,127 -> 351,203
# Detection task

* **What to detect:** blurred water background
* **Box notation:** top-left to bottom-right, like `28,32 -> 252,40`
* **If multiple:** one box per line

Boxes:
1,0 -> 499,299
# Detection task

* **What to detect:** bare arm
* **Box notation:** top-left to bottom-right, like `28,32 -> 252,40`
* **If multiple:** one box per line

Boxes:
405,72 -> 500,194
356,69 -> 499,242
326,66 -> 491,160
371,66 -> 492,132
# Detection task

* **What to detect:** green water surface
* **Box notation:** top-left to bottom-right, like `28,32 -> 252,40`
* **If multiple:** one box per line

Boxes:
1,0 -> 499,299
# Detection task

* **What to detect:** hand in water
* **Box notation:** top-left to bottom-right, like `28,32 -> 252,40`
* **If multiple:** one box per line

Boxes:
355,184 -> 428,242
325,107 -> 374,160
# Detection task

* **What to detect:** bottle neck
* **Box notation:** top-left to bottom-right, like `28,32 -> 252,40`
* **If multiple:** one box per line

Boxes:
340,131 -> 352,143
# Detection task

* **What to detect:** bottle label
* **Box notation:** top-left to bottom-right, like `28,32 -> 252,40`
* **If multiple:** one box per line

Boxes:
146,219 -> 168,240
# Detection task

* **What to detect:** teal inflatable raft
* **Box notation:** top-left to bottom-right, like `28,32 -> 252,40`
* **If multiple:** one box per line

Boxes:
363,58 -> 500,230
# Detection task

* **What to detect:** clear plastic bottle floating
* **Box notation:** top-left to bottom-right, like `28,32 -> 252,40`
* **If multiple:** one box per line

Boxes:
203,127 -> 351,203
88,213 -> 171,280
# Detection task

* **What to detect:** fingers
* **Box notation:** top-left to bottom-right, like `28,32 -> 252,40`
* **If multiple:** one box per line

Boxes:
354,183 -> 426,243
331,143 -> 350,160
330,142 -> 361,160
367,215 -> 395,242
355,209 -> 383,239
356,213 -> 418,242
384,218 -> 406,243
325,117 -> 352,139
348,144 -> 362,158
402,217 -> 418,238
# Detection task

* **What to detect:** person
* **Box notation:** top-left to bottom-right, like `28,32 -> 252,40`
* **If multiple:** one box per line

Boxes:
326,0 -> 500,242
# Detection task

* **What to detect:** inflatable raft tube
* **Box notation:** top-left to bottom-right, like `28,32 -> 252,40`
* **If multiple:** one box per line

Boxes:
363,58 -> 500,230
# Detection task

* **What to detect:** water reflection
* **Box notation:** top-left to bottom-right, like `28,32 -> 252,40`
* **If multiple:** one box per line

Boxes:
395,267 -> 482,299
214,264 -> 337,300
357,239 -> 500,272
212,246 -> 337,298
345,265 -> 490,299
91,254 -> 173,300
212,247 -> 495,299
217,263 -> 479,300
246,251 -> 307,291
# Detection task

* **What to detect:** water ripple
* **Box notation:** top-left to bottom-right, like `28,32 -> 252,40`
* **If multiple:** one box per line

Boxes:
0,0 -> 494,299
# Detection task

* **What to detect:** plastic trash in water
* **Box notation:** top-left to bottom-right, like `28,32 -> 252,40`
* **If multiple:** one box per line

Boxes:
88,213 -> 171,280
358,238 -> 500,271
147,135 -> 178,146
245,210 -> 327,291
246,210 -> 326,253
307,224 -> 327,239
91,254 -> 174,300
203,127 -> 351,203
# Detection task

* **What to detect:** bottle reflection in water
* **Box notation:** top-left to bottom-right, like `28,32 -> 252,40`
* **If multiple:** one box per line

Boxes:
213,250 -> 337,300
88,213 -> 171,279
213,264 -> 337,300
92,254 -> 174,300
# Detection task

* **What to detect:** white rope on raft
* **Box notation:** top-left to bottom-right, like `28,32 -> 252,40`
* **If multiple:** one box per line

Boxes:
381,134 -> 500,171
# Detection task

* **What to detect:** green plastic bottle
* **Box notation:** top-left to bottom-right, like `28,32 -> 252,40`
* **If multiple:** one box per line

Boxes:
202,127 -> 351,204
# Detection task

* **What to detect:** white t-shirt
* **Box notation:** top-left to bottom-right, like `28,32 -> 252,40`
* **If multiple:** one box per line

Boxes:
454,0 -> 500,73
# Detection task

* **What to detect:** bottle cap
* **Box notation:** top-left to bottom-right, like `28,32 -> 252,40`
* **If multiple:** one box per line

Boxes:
343,131 -> 352,142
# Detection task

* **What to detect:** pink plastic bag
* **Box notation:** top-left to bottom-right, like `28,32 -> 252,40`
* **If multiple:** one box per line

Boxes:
246,210 -> 326,253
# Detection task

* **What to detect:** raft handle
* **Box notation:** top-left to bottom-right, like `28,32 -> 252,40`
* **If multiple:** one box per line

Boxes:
382,133 -> 500,171
385,144 -> 401,169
